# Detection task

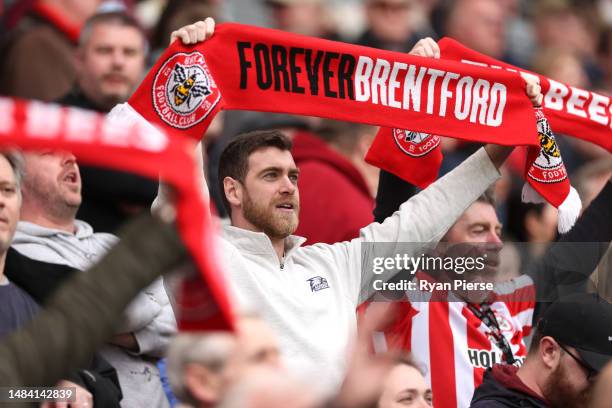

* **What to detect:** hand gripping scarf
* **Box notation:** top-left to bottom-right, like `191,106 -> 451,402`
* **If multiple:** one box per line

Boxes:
0,98 -> 234,331
367,38 -> 612,233
123,23 -> 586,230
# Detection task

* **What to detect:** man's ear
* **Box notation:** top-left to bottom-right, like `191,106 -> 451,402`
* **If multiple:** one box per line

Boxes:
184,363 -> 223,404
539,336 -> 562,370
224,177 -> 242,208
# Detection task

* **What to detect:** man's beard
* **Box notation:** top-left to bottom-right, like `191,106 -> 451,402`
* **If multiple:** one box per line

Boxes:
242,191 -> 299,240
24,178 -> 80,222
544,362 -> 591,408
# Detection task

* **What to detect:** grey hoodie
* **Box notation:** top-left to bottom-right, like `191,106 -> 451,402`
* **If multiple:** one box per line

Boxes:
12,220 -> 175,408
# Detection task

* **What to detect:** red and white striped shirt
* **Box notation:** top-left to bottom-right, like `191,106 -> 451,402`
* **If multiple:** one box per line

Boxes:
370,274 -> 535,408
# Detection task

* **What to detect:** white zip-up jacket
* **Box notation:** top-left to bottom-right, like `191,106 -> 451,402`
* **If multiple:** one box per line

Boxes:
218,147 -> 500,394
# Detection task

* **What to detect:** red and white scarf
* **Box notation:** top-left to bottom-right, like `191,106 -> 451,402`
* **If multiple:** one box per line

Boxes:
129,23 -> 538,144
127,24 -> 606,232
367,38 -> 612,233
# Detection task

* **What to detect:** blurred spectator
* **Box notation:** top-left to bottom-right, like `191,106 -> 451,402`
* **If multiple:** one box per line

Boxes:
597,24 -> 612,92
444,0 -> 507,60
265,0 -> 336,39
573,158 -> 612,209
0,152 -> 37,338
60,11 -> 146,111
502,0 -> 536,68
292,120 -> 378,244
471,293 -> 612,407
167,314 -> 281,407
0,0 -> 101,101
58,10 -> 159,233
216,366 -> 319,408
9,151 -> 174,408
0,151 -> 112,407
377,354 -> 432,408
532,47 -> 590,89
356,0 -> 434,52
533,0 -> 602,85
533,0 -> 598,58
150,0 -> 221,64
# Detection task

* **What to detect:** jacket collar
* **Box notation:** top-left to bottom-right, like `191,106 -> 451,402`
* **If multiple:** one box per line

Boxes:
222,225 -> 306,259
16,220 -> 95,239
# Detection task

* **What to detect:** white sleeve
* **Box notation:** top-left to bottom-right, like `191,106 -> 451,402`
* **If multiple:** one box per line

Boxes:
340,147 -> 501,303
129,278 -> 177,357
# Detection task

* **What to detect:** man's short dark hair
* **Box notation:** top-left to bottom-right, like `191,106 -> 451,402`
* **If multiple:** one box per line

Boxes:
528,327 -> 544,356
218,130 -> 292,214
79,11 -> 148,53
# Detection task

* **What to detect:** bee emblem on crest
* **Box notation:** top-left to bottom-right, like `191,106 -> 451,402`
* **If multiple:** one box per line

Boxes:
535,116 -> 562,168
170,64 -> 211,110
152,51 -> 221,129
537,119 -> 561,165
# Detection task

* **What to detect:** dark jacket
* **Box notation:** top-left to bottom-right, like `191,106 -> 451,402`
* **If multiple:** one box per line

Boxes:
56,88 -> 159,233
471,365 -> 548,407
5,248 -> 77,304
4,248 -> 123,407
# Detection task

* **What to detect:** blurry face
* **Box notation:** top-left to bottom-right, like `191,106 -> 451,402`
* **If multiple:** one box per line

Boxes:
237,317 -> 282,369
543,344 -> 594,408
271,3 -> 325,37
378,364 -> 432,408
22,151 -> 81,220
546,54 -> 589,88
367,0 -> 414,43
236,147 -> 300,239
77,23 -> 145,109
0,156 -> 21,253
449,0 -> 505,58
186,317 -> 283,406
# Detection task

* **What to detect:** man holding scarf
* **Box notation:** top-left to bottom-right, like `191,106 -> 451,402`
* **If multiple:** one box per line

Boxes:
155,20 -> 544,397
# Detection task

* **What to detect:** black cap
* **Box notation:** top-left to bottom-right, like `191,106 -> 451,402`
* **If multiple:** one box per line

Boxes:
536,293 -> 612,372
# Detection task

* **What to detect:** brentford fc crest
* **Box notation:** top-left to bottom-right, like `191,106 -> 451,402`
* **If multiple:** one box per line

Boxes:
528,113 -> 567,184
152,51 -> 221,129
393,128 -> 441,157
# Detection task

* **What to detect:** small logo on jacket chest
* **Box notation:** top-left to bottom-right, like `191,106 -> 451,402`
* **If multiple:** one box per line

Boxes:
307,276 -> 330,292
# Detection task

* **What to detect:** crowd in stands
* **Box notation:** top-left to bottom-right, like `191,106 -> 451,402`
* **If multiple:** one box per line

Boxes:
0,0 -> 611,407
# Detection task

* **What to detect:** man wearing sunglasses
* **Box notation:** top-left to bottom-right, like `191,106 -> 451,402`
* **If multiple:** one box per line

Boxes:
470,293 -> 612,407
